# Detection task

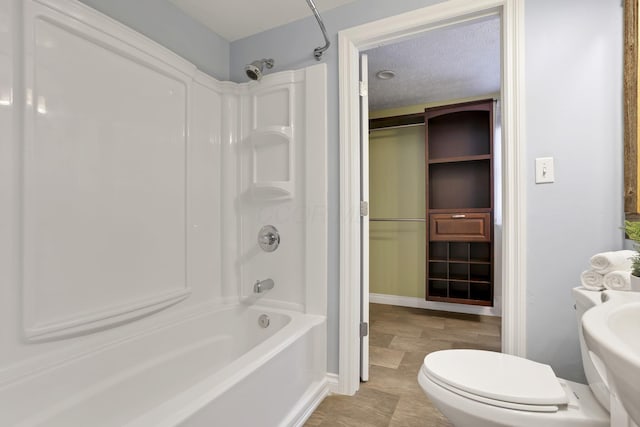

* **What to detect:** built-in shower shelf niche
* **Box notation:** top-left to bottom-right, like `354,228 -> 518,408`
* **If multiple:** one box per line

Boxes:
250,128 -> 294,199
249,83 -> 296,200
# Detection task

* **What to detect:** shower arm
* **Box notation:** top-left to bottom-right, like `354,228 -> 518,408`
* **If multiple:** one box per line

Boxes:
305,0 -> 330,60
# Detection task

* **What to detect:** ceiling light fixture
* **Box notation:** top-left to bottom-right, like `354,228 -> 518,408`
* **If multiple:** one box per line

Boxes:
376,70 -> 396,80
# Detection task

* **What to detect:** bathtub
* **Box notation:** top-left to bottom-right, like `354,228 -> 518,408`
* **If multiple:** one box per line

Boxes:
1,305 -> 328,427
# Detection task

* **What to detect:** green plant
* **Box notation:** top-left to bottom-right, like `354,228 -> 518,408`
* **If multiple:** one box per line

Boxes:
625,220 -> 640,242
624,221 -> 640,277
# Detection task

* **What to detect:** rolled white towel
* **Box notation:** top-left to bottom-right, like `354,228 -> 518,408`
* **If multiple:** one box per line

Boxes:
603,270 -> 632,291
580,270 -> 605,291
589,250 -> 635,274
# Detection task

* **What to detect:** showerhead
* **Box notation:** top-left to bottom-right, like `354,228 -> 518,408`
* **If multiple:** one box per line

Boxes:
245,58 -> 274,81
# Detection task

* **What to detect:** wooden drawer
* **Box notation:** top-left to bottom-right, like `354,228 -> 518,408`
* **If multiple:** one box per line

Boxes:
429,213 -> 491,242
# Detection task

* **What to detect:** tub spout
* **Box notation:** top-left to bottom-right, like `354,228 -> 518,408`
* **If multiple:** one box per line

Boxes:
254,278 -> 274,293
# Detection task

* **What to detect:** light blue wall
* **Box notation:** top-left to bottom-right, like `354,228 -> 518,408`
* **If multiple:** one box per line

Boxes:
232,0 -> 624,380
525,0 -> 623,381
77,0 -> 230,80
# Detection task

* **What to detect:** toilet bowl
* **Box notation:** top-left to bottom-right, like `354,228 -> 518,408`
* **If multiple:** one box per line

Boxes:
418,288 -> 610,427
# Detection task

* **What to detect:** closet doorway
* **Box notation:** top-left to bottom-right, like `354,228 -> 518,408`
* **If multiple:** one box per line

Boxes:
366,15 -> 502,313
338,0 -> 526,396
363,15 -> 502,384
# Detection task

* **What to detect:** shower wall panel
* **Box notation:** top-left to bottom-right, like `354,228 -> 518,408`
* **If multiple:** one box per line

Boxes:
23,0 -> 193,340
3,0 -> 227,381
237,67 -> 327,313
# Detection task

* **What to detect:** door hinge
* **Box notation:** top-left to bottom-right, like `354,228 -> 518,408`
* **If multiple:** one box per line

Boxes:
360,322 -> 369,337
360,201 -> 369,216
359,81 -> 368,97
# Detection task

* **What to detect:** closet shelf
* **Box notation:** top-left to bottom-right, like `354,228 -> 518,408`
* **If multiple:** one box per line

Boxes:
428,154 -> 491,164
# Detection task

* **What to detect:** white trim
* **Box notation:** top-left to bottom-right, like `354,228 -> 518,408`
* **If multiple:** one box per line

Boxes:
338,31 -> 361,396
338,0 -> 526,396
498,0 -> 527,358
325,373 -> 340,394
369,293 -> 501,317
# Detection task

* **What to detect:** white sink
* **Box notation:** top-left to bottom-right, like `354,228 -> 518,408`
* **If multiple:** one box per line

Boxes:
582,291 -> 640,425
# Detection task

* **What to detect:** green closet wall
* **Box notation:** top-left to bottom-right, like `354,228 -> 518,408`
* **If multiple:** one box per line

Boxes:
369,125 -> 426,298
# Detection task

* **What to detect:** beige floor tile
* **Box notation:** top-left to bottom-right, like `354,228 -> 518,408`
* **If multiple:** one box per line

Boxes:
398,351 -> 430,371
369,329 -> 395,348
305,410 -> 325,426
451,338 -> 501,352
317,414 -> 384,427
421,327 -> 497,346
388,336 -> 454,354
372,320 -> 423,338
389,393 -> 453,427
369,346 -> 405,369
444,316 -> 501,336
364,365 -> 425,397
394,311 -> 447,331
311,387 -> 399,427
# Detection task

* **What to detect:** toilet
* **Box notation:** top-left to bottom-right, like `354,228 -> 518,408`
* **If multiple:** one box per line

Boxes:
417,287 -> 610,427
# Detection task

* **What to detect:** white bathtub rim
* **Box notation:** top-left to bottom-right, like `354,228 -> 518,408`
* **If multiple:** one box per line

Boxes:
15,334 -> 233,427
124,310 -> 325,427
0,296 -> 302,390
2,302 -> 320,426
0,298 -> 241,389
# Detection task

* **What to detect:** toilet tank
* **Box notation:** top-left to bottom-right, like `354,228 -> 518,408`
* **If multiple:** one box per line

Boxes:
572,287 -> 610,412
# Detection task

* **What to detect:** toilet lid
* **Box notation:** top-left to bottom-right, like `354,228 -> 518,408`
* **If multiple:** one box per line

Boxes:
423,350 -> 569,407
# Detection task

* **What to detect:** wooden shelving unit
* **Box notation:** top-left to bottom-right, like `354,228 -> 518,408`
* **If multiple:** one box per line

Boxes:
425,99 -> 494,306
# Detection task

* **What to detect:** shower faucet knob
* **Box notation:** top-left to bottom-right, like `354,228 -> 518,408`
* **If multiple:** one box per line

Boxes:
258,225 -> 280,252
261,233 -> 277,245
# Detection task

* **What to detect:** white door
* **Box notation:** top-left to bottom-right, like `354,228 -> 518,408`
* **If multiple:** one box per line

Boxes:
360,53 -> 370,382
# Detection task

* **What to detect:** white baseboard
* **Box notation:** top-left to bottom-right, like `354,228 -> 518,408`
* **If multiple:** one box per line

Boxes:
326,373 -> 339,394
286,375 -> 332,427
369,293 -> 501,317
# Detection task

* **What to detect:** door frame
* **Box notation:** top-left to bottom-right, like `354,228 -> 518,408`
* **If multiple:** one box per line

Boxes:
359,53 -> 370,382
337,0 -> 527,395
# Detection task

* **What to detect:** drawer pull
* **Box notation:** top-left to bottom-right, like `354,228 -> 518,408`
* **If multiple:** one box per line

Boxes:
451,214 -> 466,219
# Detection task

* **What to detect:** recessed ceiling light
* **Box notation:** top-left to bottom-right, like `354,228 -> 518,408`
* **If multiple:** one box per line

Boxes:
376,70 -> 396,80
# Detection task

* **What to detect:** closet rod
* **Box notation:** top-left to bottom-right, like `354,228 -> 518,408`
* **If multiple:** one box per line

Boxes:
370,218 -> 426,222
370,123 -> 425,132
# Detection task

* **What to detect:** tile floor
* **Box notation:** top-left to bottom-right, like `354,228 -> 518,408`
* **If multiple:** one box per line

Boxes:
305,303 -> 502,427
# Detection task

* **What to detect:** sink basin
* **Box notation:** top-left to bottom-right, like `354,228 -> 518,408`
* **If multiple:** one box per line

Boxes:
582,291 -> 640,425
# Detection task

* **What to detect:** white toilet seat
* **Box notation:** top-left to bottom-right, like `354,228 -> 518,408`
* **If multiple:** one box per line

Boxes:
421,366 -> 562,412
422,349 -> 568,410
419,349 -> 610,427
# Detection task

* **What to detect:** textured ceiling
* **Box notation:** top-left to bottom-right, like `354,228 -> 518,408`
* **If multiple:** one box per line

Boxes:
168,0 -> 357,41
366,16 -> 501,111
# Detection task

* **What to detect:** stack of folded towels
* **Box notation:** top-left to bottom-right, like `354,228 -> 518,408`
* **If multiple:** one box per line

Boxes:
581,250 -> 636,291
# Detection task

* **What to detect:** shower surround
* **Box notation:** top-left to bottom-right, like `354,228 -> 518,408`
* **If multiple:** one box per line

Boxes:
0,0 -> 328,425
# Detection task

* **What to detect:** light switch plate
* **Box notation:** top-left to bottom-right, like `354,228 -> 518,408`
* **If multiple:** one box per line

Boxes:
535,157 -> 554,183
